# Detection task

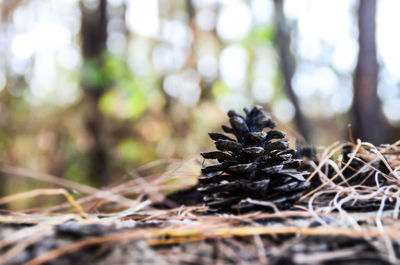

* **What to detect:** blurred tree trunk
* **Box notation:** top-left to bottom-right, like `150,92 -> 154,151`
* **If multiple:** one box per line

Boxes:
80,0 -> 110,186
353,0 -> 387,144
273,0 -> 311,142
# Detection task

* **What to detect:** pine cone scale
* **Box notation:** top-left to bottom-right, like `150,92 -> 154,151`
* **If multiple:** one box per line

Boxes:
198,174 -> 236,184
200,151 -> 233,161
215,140 -> 242,152
228,163 -> 257,173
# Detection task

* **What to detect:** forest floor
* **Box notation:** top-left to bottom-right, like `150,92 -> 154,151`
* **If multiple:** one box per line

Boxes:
0,140 -> 400,265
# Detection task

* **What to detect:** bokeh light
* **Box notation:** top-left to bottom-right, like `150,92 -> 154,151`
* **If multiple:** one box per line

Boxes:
0,0 -> 399,188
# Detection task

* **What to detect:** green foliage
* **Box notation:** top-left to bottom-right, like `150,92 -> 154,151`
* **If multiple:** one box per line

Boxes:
63,153 -> 91,185
12,97 -> 30,115
212,81 -> 231,99
93,53 -> 148,120
99,89 -> 146,119
118,139 -> 154,164
82,59 -> 106,89
0,132 -> 10,151
245,25 -> 276,44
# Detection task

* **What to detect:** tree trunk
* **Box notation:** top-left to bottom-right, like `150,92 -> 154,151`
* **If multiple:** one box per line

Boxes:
81,0 -> 107,58
273,0 -> 311,142
353,0 -> 387,144
80,0 -> 110,186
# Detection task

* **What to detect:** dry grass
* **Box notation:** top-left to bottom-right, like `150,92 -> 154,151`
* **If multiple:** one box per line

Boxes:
1,140 -> 400,264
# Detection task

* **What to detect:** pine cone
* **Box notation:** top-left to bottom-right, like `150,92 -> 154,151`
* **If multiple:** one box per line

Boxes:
341,145 -> 389,186
198,106 -> 311,213
295,141 -> 321,188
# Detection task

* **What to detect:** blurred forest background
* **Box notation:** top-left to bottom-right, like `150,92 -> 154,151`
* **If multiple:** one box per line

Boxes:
0,0 -> 399,194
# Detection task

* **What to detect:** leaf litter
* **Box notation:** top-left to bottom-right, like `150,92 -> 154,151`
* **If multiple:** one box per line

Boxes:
0,140 -> 400,264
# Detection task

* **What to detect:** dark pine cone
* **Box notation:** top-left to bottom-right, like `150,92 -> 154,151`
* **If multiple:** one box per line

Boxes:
340,145 -> 390,186
198,106 -> 311,213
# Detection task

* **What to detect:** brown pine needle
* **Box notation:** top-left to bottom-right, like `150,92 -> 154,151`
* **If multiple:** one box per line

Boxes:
1,141 -> 400,264
302,140 -> 362,200
0,165 -> 135,207
0,188 -> 89,219
305,141 -> 347,183
23,224 -> 400,265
